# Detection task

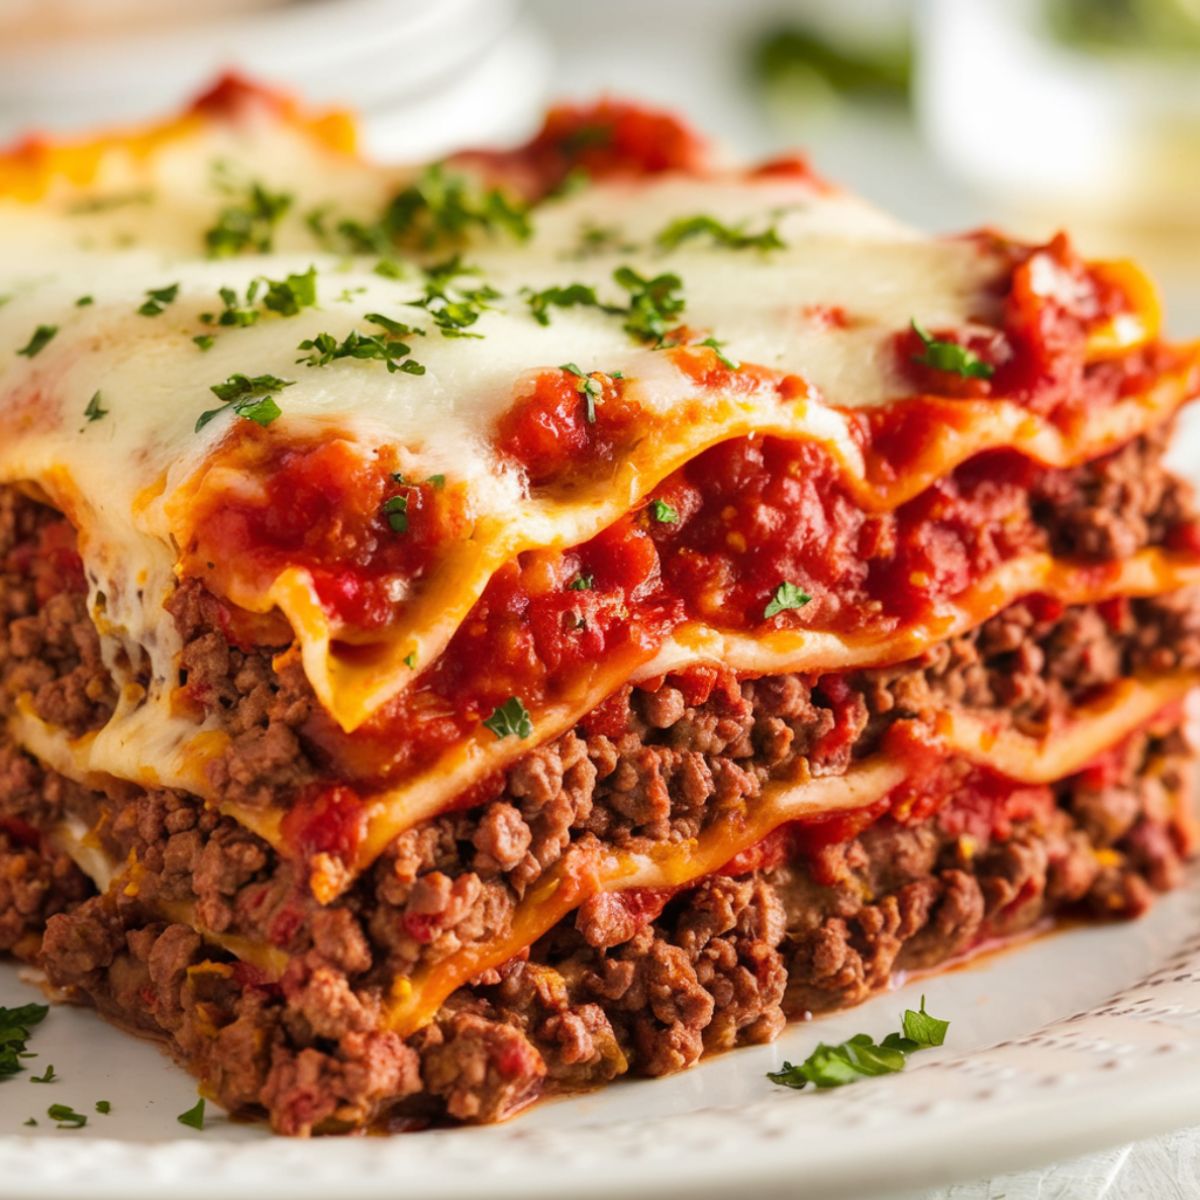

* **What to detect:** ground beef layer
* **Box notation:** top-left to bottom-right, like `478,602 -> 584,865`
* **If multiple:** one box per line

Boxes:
37,721 -> 1192,1134
0,589 -> 1194,995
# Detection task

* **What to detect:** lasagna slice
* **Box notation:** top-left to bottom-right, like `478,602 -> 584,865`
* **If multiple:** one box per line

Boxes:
0,77 -> 1197,1133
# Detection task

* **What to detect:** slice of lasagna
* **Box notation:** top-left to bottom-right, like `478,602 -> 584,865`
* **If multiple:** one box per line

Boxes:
0,77 -> 1197,1133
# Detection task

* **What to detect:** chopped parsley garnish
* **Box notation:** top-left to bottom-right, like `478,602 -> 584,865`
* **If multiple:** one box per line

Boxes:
656,214 -> 785,253
373,259 -> 405,281
364,312 -> 423,338
567,221 -> 636,260
47,1103 -> 86,1129
30,1064 -> 55,1083
378,162 -> 531,252
482,696 -> 533,740
83,391 -> 108,423
767,996 -> 949,1091
298,330 -> 425,375
204,170 -> 293,258
203,267 -> 317,330
427,473 -> 446,489
910,319 -> 994,380
176,1097 -> 206,1130
763,581 -> 811,619
382,494 -> 409,534
262,266 -> 318,317
137,282 -> 179,317
699,336 -> 739,369
23,1118 -> 35,1127
193,334 -> 215,352
523,283 -> 600,327
16,325 -> 58,358
560,362 -> 607,423
410,255 -> 500,339
567,574 -> 594,591
95,1100 -> 111,1114
75,295 -> 94,308
195,373 -> 293,431
613,266 -> 686,345
0,1003 -> 49,1076
403,652 -> 417,669
650,498 -> 680,524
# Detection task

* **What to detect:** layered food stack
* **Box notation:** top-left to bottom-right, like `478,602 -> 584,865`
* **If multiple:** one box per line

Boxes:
0,78 -> 1197,1133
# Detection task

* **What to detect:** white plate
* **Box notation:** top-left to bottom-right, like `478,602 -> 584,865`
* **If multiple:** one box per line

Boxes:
1,873 -> 1199,1200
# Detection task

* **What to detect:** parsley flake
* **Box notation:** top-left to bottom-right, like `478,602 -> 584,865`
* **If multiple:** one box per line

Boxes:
656,214 -> 785,253
193,334 -> 215,352
47,1103 -> 86,1129
699,336 -> 740,369
262,266 -> 318,317
137,282 -> 179,317
613,266 -> 686,345
382,494 -> 409,534
403,652 -> 417,669
767,996 -> 949,1091
567,574 -> 594,591
177,1097 -> 205,1130
30,1063 -> 55,1083
523,283 -> 600,326
95,1100 -> 112,1114
74,295 -> 94,308
410,256 -> 500,339
482,696 -> 533,740
204,170 -> 293,258
298,330 -> 425,375
910,319 -> 994,380
427,473 -> 446,489
560,362 -> 607,423
196,373 -> 293,431
0,1003 -> 49,1077
83,391 -> 108,423
650,499 -> 679,524
763,581 -> 811,619
23,1118 -> 35,1127
16,325 -> 58,358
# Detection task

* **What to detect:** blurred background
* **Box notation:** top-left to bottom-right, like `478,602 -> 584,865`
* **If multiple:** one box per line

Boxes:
0,0 -> 1198,332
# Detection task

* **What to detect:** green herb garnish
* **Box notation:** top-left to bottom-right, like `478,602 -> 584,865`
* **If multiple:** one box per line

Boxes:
47,1103 -> 86,1129
83,391 -> 108,423
298,329 -> 425,375
910,319 -> 993,380
137,282 -> 179,317
698,336 -> 740,369
382,494 -> 409,534
30,1064 -> 55,1083
16,325 -> 58,358
193,334 -> 215,352
650,498 -> 679,524
567,574 -> 594,591
763,581 -> 811,619
482,696 -> 533,740
656,214 -> 785,253
195,373 -> 293,431
613,266 -> 686,345
409,255 -> 500,339
95,1100 -> 111,1114
0,1003 -> 49,1076
767,996 -> 949,1091
523,283 -> 600,327
74,295 -> 94,308
204,171 -> 293,258
176,1097 -> 205,1130
262,266 -> 318,317
560,362 -> 607,423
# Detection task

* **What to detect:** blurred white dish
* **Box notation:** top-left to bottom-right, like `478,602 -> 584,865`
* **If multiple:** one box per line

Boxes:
2,874 -> 1200,1200
0,0 -> 550,159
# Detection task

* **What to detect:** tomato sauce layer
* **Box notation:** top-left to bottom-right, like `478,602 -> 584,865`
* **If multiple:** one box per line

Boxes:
182,411 -> 1198,805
